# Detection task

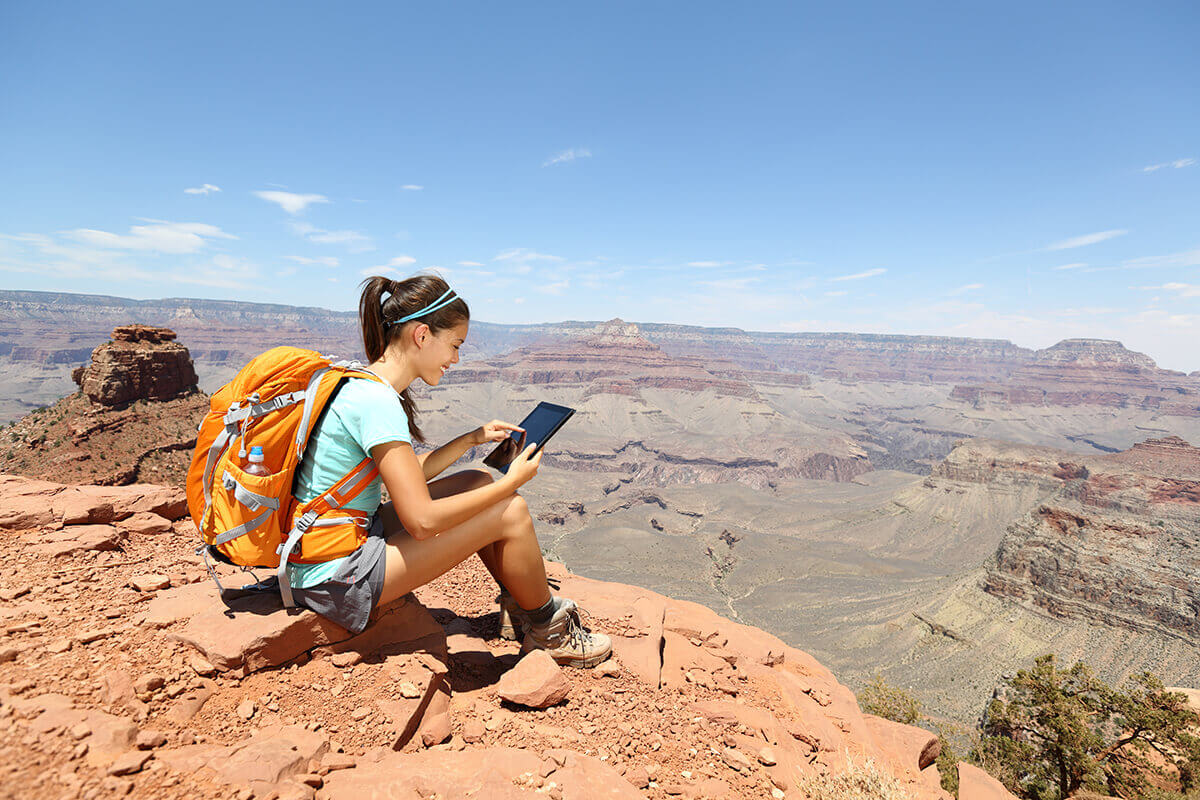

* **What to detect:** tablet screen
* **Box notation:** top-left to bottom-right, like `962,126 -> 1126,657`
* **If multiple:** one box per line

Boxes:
483,401 -> 575,473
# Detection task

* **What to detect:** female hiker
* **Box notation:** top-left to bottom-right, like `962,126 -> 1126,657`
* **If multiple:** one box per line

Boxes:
286,273 -> 610,668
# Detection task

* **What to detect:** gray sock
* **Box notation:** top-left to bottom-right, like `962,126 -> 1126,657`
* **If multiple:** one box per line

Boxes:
522,596 -> 558,625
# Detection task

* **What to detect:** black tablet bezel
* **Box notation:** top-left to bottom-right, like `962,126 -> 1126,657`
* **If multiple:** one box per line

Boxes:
483,401 -> 575,474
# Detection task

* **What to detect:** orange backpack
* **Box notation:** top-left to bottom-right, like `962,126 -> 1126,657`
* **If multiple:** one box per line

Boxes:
186,347 -> 386,606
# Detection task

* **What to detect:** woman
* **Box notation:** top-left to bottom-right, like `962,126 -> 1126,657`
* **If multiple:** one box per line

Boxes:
285,273 -> 610,668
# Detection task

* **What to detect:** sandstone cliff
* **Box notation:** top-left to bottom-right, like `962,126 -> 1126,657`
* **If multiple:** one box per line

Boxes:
0,472 -> 961,799
951,338 -> 1200,416
938,436 -> 1200,641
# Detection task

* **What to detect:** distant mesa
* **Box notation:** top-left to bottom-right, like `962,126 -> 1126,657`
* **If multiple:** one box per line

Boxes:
72,324 -> 199,408
950,338 -> 1200,416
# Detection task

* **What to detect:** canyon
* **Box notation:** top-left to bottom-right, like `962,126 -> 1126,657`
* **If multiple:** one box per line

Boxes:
2,289 -> 1199,745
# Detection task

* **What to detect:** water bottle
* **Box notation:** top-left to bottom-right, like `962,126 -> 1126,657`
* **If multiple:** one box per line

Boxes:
243,445 -> 270,476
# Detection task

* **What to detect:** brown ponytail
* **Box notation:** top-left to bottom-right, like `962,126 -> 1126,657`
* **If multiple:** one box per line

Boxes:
358,273 -> 469,443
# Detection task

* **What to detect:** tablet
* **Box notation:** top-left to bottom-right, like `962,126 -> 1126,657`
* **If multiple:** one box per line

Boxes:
482,401 -> 575,474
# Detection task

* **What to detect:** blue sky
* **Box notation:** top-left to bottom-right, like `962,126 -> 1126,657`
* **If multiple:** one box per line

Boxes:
1,2 -> 1198,369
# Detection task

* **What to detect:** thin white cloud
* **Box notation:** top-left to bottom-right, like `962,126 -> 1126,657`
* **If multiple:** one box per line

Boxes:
1045,229 -> 1128,251
494,248 -> 564,263
254,190 -> 329,215
688,260 -> 731,268
947,283 -> 984,295
1143,158 -> 1196,173
377,255 -> 416,268
543,148 -> 592,167
1135,282 -> 1200,298
1052,262 -> 1088,271
184,184 -> 221,195
1120,248 -> 1200,270
698,277 -> 762,291
401,184 -> 424,191
290,222 -> 374,252
66,220 -> 236,254
458,260 -> 485,267
285,255 -> 340,268
171,254 -> 260,289
830,268 -> 886,282
536,280 -> 569,295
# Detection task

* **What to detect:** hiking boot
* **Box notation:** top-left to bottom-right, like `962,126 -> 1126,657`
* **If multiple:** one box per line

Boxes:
496,576 -> 561,641
496,591 -> 523,641
520,597 -> 612,669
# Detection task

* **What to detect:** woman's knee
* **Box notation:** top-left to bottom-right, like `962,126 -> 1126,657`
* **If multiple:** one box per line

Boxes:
462,469 -> 494,489
499,493 -> 532,531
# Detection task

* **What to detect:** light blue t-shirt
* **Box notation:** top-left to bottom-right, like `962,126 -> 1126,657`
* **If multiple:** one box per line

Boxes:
287,377 -> 411,588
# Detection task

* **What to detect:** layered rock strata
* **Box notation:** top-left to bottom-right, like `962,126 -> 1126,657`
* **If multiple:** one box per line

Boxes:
951,339 -> 1200,416
937,436 -> 1200,640
73,325 -> 198,407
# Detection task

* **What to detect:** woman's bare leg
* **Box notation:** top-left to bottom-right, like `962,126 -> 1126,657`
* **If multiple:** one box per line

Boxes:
425,469 -> 504,588
376,475 -> 551,611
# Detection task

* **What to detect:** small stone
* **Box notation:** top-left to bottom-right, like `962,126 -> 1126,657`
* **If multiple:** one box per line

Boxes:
330,652 -> 361,668
136,730 -> 167,750
461,718 -> 485,744
722,747 -> 752,772
351,706 -> 370,721
188,654 -> 217,677
624,765 -> 650,789
72,742 -> 89,760
0,646 -> 19,663
297,773 -> 323,788
320,753 -> 356,772
134,674 -> 165,695
398,681 -> 421,699
47,638 -> 73,654
129,574 -> 171,592
593,661 -> 621,678
757,746 -> 777,766
771,789 -> 786,799
539,758 -> 557,778
70,723 -> 92,740
107,750 -> 152,776
0,586 -> 31,601
236,700 -> 256,720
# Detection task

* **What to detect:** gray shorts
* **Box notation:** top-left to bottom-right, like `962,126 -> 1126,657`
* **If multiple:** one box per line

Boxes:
289,515 -> 389,634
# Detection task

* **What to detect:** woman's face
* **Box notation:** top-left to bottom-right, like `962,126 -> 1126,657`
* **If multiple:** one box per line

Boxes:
417,319 -> 468,386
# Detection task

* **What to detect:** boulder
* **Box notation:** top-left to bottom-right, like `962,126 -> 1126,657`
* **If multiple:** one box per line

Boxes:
864,714 -> 941,771
957,762 -> 1020,800
75,325 -> 198,407
171,592 -> 444,675
32,524 -> 124,557
496,650 -> 571,708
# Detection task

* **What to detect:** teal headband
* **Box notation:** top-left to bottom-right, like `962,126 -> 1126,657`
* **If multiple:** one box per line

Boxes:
391,288 -> 458,325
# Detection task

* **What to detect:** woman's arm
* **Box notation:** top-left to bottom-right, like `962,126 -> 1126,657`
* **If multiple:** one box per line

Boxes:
374,439 -> 542,540
416,419 -> 524,481
416,430 -> 477,481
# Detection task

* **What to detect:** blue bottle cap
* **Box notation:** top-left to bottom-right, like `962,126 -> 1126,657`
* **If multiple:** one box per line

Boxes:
250,446 -> 264,456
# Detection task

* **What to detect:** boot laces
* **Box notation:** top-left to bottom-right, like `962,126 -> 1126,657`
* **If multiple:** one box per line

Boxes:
565,605 -> 594,651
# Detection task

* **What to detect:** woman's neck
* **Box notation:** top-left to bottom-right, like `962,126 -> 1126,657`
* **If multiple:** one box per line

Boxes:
368,353 -> 417,393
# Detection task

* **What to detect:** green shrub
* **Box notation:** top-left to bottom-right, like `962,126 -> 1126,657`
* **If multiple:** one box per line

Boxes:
859,674 -> 922,726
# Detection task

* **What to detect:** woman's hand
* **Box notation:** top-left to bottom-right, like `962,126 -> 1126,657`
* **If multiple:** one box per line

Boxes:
472,419 -> 524,447
504,443 -> 543,488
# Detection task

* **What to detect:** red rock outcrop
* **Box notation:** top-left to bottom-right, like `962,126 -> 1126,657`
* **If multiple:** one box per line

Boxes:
951,339 -> 1200,416
0,327 -> 206,486
934,436 -> 1200,640
73,325 -> 198,407
0,471 -> 956,799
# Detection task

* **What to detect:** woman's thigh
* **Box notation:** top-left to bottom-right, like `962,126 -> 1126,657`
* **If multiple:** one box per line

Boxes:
375,473 -> 518,607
